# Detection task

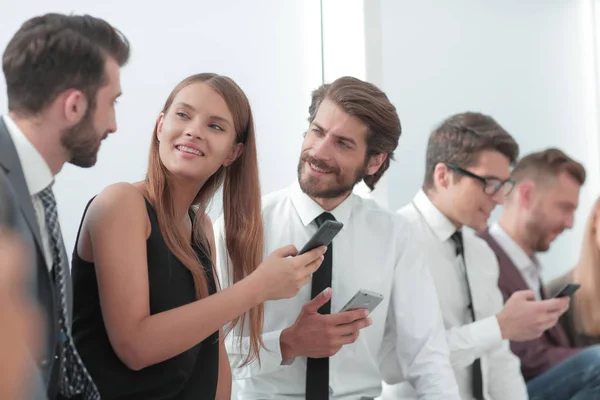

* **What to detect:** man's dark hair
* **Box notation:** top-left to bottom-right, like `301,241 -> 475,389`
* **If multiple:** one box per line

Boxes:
511,148 -> 586,187
308,76 -> 401,190
423,112 -> 519,190
3,13 -> 130,115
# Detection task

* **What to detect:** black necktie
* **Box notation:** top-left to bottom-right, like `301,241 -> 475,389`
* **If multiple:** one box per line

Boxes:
450,231 -> 484,400
306,212 -> 335,399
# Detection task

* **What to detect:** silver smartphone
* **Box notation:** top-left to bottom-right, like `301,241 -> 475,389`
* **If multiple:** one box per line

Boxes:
339,289 -> 384,314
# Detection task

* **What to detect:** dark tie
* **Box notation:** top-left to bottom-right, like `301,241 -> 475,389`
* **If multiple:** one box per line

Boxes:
450,231 -> 484,400
39,185 -> 100,399
306,212 -> 335,399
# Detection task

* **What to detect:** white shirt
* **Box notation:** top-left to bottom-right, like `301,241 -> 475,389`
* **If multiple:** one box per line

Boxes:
214,182 -> 460,400
3,114 -> 54,270
380,190 -> 527,400
488,222 -> 542,300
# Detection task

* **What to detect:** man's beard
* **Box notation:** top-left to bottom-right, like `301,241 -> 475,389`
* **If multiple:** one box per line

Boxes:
61,108 -> 105,168
297,153 -> 368,199
525,210 -> 561,252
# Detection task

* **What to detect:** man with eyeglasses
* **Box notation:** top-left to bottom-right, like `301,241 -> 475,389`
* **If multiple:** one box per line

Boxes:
379,112 -> 569,400
478,149 -> 600,400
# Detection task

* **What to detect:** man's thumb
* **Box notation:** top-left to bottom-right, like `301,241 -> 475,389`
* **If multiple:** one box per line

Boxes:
303,287 -> 332,313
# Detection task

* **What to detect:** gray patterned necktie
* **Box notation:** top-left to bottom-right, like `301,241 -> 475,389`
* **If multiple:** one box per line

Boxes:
39,185 -> 100,399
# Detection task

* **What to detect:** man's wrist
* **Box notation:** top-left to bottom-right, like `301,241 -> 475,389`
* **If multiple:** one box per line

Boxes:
280,327 -> 297,360
496,312 -> 510,340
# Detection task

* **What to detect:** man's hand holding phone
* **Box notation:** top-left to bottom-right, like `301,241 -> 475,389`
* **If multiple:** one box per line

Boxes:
280,288 -> 372,360
497,289 -> 570,341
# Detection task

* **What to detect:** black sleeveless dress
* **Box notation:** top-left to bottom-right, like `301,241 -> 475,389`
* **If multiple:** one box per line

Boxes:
71,197 -> 219,399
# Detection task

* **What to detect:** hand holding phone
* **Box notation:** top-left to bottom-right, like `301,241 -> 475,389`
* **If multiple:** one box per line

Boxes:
498,289 -> 571,341
298,220 -> 344,255
280,288 -> 372,361
553,283 -> 581,298
339,289 -> 384,314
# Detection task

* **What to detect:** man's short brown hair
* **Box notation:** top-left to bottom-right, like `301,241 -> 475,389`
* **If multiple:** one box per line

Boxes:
308,76 -> 401,191
511,148 -> 586,187
3,13 -> 130,115
423,112 -> 519,189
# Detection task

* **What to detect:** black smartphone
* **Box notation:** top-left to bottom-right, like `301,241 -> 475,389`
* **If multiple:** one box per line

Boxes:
553,283 -> 581,298
298,220 -> 343,255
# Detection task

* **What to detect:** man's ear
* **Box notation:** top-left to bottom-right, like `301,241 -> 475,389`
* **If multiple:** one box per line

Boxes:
434,162 -> 452,190
62,89 -> 88,125
365,153 -> 387,176
518,180 -> 535,209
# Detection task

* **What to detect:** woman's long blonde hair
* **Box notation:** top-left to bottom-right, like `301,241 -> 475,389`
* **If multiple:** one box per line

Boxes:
145,73 -> 265,365
572,197 -> 600,335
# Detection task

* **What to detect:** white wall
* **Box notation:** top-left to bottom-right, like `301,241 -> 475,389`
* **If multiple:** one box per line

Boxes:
0,0 -> 323,259
372,0 -> 600,281
321,0 -> 391,207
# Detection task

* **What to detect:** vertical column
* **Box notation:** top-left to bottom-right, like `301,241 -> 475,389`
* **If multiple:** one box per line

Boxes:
321,0 -> 390,208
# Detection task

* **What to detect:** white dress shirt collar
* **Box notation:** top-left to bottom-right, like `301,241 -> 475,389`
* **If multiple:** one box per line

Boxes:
289,181 -> 354,227
488,222 -> 542,300
3,114 -> 53,195
488,222 -> 537,273
412,189 -> 457,242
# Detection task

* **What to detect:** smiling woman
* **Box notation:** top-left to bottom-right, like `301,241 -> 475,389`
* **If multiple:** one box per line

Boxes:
67,73 -> 326,400
155,80 -> 243,187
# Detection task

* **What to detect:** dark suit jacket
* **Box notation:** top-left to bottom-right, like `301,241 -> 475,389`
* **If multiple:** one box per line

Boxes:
0,117 -> 61,398
0,167 -> 17,228
478,229 -> 581,381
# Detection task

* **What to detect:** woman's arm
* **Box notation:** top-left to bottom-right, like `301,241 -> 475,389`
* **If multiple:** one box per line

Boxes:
216,329 -> 232,399
87,183 -> 324,371
88,183 -> 267,371
202,216 -> 232,399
